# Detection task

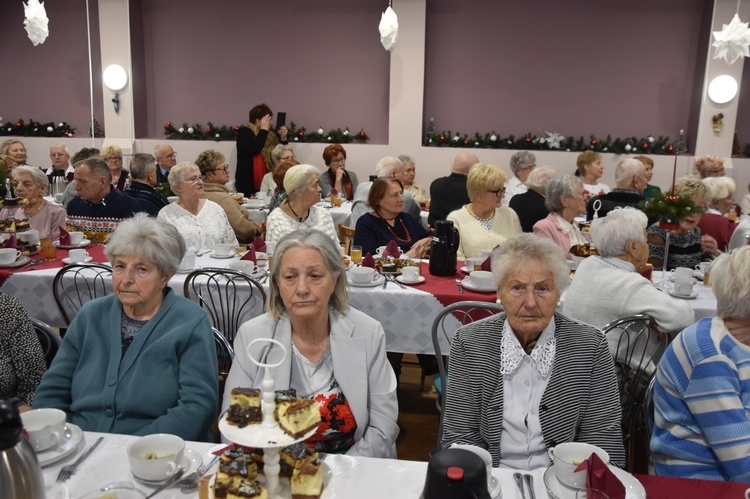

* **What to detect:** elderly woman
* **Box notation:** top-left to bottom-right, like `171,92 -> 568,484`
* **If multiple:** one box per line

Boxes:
318,144 -> 359,200
634,155 -> 661,199
647,177 -> 720,270
266,164 -> 338,243
441,234 -> 625,468
259,144 -> 295,198
698,176 -> 736,252
563,207 -> 694,332
447,163 -> 521,259
1,139 -> 27,168
399,154 -> 427,203
46,142 -> 73,181
33,214 -> 218,440
533,174 -> 590,259
577,150 -> 610,201
223,229 -> 399,457
694,155 -> 725,178
236,103 -> 288,194
269,159 -> 299,213
0,166 -> 66,240
0,292 -> 46,413
100,144 -> 129,191
504,151 -> 536,205
509,166 -> 555,233
354,177 -> 432,258
157,162 -> 238,252
651,246 -> 750,482
196,149 -> 262,244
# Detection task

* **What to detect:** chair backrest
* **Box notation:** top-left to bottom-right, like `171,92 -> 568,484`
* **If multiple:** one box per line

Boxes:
432,300 -> 504,448
213,326 -> 235,400
183,267 -> 267,343
30,317 -> 62,368
338,222 -> 356,256
52,263 -> 114,326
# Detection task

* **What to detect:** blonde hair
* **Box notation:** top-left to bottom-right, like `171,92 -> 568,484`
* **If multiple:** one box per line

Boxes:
701,176 -> 735,205
466,163 -> 508,202
576,151 -> 601,175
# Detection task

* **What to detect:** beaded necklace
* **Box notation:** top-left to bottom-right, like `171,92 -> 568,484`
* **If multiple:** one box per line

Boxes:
376,212 -> 412,244
466,204 -> 495,222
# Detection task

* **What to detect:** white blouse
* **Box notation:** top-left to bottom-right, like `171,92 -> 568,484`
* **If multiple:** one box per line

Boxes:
266,204 -> 339,244
157,199 -> 238,251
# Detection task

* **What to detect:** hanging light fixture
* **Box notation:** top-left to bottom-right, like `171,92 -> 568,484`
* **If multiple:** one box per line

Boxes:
379,0 -> 398,52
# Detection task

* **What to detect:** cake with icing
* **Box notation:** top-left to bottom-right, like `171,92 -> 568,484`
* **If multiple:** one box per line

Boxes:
227,387 -> 262,427
290,461 -> 323,499
280,442 -> 318,477
275,399 -> 321,438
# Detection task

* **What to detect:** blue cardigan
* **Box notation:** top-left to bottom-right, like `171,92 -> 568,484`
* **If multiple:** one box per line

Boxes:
33,289 -> 218,442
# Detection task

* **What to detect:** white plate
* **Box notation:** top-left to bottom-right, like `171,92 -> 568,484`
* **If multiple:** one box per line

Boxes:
669,289 -> 699,299
135,448 -> 203,485
0,256 -> 30,268
460,277 -> 496,293
543,463 -> 646,499
346,273 -> 386,288
218,413 -> 318,448
55,239 -> 91,249
38,423 -> 84,467
396,275 -> 425,285
210,252 -> 236,259
207,461 -> 333,499
460,266 -> 475,274
62,256 -> 93,264
175,266 -> 199,274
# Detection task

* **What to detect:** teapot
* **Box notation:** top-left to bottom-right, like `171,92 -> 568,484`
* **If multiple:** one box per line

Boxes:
429,220 -> 460,276
0,399 -> 46,499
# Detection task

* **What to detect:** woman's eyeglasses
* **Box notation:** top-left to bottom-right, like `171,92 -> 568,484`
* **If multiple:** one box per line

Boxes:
212,166 -> 230,173
104,156 -> 122,163
488,187 -> 506,196
185,175 -> 203,184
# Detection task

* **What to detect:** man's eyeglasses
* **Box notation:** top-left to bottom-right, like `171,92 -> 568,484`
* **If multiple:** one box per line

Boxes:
104,156 -> 122,163
488,187 -> 506,196
185,175 -> 203,184
165,153 -> 177,159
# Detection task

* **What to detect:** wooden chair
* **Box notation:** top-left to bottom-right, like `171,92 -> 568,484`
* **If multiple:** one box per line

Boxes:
31,317 -> 62,368
431,300 -> 504,448
338,222 -> 356,255
52,263 -> 113,326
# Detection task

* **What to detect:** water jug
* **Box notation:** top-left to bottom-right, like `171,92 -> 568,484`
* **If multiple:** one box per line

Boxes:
429,220 -> 460,276
0,399 -> 46,499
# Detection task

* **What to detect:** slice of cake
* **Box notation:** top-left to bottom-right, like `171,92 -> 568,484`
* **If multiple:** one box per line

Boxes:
275,399 -> 321,438
279,442 -> 318,477
227,387 -> 262,427
291,461 -> 323,499
275,389 -> 297,404
214,448 -> 258,498
227,479 -> 268,499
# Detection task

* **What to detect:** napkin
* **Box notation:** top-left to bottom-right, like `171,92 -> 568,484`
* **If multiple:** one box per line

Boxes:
251,236 -> 266,253
480,257 -> 492,271
383,240 -> 401,258
59,227 -> 71,245
575,452 -> 625,499
242,246 -> 257,263
362,252 -> 375,268
3,234 -> 17,249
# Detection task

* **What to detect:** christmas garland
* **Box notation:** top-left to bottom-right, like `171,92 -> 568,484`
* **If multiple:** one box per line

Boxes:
0,118 -> 76,138
164,121 -> 370,143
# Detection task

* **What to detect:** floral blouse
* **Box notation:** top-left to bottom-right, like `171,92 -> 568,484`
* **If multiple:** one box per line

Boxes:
157,199 -> 238,251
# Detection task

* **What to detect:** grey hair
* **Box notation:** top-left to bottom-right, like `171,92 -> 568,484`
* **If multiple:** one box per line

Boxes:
12,165 -> 49,190
271,144 -> 294,164
614,158 -> 645,185
492,233 -> 570,295
267,229 -> 348,320
545,174 -> 583,213
711,245 -> 750,320
128,153 -> 156,181
167,162 -> 199,191
397,154 -> 415,166
375,156 -> 403,177
510,151 -> 536,172
75,157 -> 112,183
590,207 -> 647,258
153,143 -> 172,159
702,176 -> 736,205
525,166 -> 557,192
105,212 -> 186,277
283,164 -> 320,200
49,142 -> 70,155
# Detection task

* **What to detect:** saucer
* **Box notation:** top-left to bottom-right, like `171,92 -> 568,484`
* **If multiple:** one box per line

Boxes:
543,463 -> 645,499
134,448 -> 203,485
38,423 -> 84,467
56,239 -> 91,249
693,270 -> 704,280
347,273 -> 386,288
395,275 -> 425,285
460,277 -> 496,293
175,266 -> 199,274
460,266 -> 477,274
669,289 -> 699,299
210,252 -> 236,259
0,256 -> 30,268
62,256 -> 92,264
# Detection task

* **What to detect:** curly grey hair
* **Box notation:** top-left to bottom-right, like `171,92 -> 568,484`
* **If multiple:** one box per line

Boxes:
491,233 -> 570,295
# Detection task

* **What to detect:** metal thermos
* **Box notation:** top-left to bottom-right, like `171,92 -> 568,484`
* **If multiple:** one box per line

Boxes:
52,176 -> 67,196
0,399 -> 46,499
429,220 -> 460,276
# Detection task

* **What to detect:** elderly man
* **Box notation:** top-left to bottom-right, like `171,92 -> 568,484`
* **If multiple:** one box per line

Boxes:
62,147 -> 100,207
503,150 -> 536,205
428,152 -> 478,225
153,143 -> 177,185
586,158 -> 647,221
350,156 -> 420,226
45,142 -> 74,181
123,153 -> 170,216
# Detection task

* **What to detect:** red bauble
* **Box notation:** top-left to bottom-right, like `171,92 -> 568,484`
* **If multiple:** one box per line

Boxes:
667,145 -> 674,153
641,143 -> 649,151
359,130 -> 366,138
234,125 -> 240,131
439,134 -> 446,142
298,130 -> 304,137
15,121 -> 22,127
591,139 -> 598,146
164,122 -> 171,130
206,128 -> 212,134
463,139 -> 469,146
63,131 -> 70,137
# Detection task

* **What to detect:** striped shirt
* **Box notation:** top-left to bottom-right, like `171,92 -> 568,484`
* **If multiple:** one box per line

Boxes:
651,317 -> 750,482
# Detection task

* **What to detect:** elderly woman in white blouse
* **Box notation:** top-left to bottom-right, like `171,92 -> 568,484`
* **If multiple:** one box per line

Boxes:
266,164 -> 339,243
157,162 -> 238,252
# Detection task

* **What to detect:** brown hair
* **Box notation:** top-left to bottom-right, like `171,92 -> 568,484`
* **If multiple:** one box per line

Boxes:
368,177 -> 403,212
248,103 -> 272,124
322,144 -> 346,166
633,155 -> 653,168
272,159 -> 299,189
576,150 -> 602,175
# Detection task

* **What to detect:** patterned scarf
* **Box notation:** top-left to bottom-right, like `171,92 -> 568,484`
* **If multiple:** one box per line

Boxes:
326,168 -> 354,199
247,122 -> 280,172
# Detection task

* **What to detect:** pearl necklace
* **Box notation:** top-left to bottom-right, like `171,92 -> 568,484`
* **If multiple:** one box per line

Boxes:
466,204 -> 494,222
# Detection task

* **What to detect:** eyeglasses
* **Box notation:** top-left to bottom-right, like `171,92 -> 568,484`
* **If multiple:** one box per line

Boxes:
184,175 -> 203,184
165,153 -> 177,159
50,153 -> 67,158
521,163 -> 536,170
488,187 -> 506,196
104,156 -> 122,162
212,165 -> 230,173
330,157 -> 346,164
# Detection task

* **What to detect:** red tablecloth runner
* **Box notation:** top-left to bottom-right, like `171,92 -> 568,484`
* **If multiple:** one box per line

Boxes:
0,244 -> 108,288
418,261 -> 497,306
635,473 -> 748,498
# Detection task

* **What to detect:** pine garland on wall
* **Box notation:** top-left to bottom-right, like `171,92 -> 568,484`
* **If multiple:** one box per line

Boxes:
163,121 -> 370,143
0,118 -> 76,137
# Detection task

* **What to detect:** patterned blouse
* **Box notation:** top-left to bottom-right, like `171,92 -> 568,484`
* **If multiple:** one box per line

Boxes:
266,204 -> 338,244
157,199 -> 238,252
647,224 -> 703,271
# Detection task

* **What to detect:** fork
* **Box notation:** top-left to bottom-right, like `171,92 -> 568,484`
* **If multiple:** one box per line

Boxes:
56,436 -> 103,483
455,278 -> 464,294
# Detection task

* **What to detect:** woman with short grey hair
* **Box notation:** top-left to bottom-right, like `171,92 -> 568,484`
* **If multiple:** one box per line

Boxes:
504,150 -> 536,204
259,144 -> 295,197
266,164 -> 338,243
532,174 -> 589,259
399,154 -> 427,203
2,165 -> 66,239
224,229 -> 399,457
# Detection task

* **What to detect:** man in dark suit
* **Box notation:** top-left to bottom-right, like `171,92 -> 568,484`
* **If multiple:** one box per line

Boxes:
153,143 -> 177,185
428,152 -> 478,225
124,153 -> 170,216
586,158 -> 647,221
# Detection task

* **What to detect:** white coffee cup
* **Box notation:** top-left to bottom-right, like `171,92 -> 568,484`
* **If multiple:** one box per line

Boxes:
54,192 -> 65,203
228,260 -> 255,273
375,245 -> 388,257
68,248 -> 90,263
179,250 -> 196,271
214,243 -> 232,257
695,262 -> 710,274
401,266 -> 419,282
19,229 -> 40,245
479,249 -> 493,261
21,408 -> 67,451
674,279 -> 694,296
127,434 -> 185,482
670,266 -> 693,282
467,257 -> 483,272
469,270 -> 494,289
549,442 -> 610,490
0,248 -> 21,265
68,231 -> 85,245
350,266 -> 376,284
449,443 -> 493,488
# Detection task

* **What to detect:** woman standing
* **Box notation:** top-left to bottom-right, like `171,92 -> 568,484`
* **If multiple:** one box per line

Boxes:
235,103 -> 288,194
1,166 -> 66,240
101,145 -> 129,191
576,151 -> 610,201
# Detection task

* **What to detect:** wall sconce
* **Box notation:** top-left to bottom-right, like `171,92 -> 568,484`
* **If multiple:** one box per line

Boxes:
707,74 -> 738,104
102,64 -> 128,114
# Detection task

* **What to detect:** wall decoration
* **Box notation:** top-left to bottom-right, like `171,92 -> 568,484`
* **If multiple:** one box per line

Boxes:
0,119 -> 75,137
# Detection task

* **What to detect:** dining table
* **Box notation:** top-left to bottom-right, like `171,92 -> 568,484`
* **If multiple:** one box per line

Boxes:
39,430 -> 749,499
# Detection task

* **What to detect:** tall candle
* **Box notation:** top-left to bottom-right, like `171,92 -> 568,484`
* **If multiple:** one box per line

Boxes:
671,155 -> 678,194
